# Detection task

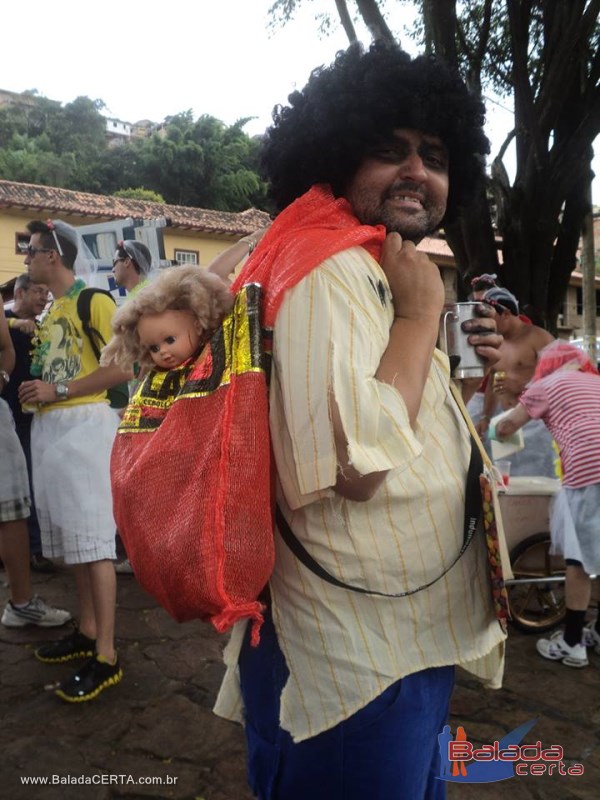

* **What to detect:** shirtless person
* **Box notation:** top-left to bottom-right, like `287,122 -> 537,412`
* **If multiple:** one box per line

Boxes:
475,287 -> 556,476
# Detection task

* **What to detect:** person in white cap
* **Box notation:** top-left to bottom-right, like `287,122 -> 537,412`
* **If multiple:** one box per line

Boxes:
112,239 -> 153,297
476,285 -> 555,477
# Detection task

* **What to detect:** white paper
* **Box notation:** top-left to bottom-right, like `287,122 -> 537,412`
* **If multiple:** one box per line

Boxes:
489,409 -> 525,459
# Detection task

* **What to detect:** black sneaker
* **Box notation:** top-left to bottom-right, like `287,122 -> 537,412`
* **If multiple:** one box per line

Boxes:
35,629 -> 96,664
54,654 -> 123,703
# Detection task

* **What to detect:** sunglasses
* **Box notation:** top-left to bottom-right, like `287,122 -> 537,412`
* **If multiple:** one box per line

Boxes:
26,245 -> 54,257
112,258 -> 126,268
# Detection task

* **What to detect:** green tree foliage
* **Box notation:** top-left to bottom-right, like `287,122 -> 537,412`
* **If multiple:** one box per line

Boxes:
269,0 -> 600,331
113,187 -> 166,203
0,93 -> 269,213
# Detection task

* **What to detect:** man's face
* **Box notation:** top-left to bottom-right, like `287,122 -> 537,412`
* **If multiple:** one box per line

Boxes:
112,250 -> 131,288
493,308 -> 514,335
18,282 -> 49,317
344,129 -> 449,242
24,233 -> 55,284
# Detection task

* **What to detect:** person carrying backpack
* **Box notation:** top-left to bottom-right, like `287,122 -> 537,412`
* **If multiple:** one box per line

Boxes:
18,219 -> 131,703
214,44 -> 507,800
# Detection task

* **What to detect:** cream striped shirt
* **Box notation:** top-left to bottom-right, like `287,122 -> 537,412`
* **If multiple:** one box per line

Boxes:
215,246 -> 506,742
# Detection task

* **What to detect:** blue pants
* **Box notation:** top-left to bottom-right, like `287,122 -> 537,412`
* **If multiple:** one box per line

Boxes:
239,609 -> 454,800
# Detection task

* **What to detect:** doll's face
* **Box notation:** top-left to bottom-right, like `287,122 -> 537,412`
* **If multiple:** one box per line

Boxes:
137,309 -> 202,369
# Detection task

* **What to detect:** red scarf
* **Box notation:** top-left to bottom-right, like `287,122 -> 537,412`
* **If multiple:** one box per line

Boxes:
232,184 -> 386,327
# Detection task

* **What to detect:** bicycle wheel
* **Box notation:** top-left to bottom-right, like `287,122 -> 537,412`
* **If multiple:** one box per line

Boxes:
506,532 -> 566,633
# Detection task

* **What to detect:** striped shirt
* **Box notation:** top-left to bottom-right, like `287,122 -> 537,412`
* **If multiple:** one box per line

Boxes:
215,247 -> 505,743
520,369 -> 600,488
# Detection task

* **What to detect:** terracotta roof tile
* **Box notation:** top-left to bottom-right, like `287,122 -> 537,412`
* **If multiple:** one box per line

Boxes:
0,179 -> 271,236
417,236 -> 454,259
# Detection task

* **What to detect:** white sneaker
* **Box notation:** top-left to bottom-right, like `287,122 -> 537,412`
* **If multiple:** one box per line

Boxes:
1,595 -> 72,628
536,631 -> 588,668
114,558 -> 134,574
582,621 -> 600,654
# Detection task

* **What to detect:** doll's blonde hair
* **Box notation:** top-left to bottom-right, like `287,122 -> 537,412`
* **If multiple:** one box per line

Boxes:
100,265 -> 234,370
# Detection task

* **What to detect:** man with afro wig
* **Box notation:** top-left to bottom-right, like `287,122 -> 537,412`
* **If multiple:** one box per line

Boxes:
215,41 -> 507,800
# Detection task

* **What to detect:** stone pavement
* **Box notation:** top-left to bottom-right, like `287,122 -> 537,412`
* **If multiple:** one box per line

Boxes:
1,566 -> 599,800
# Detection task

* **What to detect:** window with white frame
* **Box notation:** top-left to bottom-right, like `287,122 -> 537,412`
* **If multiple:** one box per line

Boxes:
174,249 -> 199,265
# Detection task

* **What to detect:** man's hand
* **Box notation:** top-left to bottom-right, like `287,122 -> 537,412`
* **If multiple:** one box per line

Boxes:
380,232 -> 445,323
19,379 -> 60,405
377,233 -> 445,427
461,303 -> 503,371
474,416 -> 490,437
495,404 -> 530,438
10,318 -> 37,335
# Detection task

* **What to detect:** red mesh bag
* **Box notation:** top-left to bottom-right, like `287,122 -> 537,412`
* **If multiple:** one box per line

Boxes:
111,285 -> 274,643
111,186 -> 385,644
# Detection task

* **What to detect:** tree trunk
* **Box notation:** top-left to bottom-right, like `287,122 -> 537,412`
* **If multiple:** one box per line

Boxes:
333,0 -> 359,43
354,0 -> 396,43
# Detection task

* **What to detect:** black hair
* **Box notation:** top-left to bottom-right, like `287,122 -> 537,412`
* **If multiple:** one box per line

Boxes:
262,41 -> 489,225
26,220 -> 77,270
15,273 -> 34,291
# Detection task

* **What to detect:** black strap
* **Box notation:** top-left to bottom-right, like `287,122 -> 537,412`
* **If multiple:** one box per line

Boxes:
276,435 -> 483,598
76,288 -> 115,361
75,288 -> 130,409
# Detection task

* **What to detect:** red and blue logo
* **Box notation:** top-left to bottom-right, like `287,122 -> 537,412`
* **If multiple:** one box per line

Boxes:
437,718 -> 584,782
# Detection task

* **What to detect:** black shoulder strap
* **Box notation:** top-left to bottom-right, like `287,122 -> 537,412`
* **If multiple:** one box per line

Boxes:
276,434 -> 483,598
76,288 -> 115,363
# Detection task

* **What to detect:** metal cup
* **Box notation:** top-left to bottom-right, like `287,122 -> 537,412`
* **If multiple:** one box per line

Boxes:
439,302 -> 486,379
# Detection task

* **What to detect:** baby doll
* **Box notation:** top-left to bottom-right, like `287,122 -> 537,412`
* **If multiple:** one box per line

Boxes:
104,266 -> 274,644
100,265 -> 234,373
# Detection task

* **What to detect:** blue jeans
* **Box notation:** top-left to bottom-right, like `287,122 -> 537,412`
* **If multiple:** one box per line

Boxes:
239,609 -> 454,800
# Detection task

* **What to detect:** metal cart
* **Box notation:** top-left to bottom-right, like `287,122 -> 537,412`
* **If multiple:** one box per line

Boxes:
498,476 -> 566,633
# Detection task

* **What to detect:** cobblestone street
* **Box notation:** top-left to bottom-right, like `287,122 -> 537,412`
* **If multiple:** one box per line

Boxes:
1,566 -> 599,799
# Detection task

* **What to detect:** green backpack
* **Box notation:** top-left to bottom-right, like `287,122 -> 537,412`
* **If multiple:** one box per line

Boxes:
76,288 -> 129,409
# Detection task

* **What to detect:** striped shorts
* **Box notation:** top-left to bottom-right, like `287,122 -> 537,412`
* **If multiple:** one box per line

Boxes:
0,398 -> 31,523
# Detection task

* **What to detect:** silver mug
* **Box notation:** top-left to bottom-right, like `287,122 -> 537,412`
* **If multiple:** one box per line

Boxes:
439,302 -> 486,379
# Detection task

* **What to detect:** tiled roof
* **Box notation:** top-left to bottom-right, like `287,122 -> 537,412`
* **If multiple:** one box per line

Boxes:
0,180 -> 271,236
0,179 -> 457,263
417,235 -> 454,259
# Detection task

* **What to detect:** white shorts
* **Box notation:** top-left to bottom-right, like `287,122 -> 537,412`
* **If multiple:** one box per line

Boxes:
31,403 -> 119,564
550,483 -> 600,575
0,398 -> 30,521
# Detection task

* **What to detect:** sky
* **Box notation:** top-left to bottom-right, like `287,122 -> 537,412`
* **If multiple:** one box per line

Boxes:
1,0 -> 598,203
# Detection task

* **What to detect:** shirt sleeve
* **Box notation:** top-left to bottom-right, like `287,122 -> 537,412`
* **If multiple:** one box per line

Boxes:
519,380 -> 550,419
272,248 -> 423,500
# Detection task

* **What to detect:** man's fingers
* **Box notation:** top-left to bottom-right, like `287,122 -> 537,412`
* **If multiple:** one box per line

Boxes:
382,231 -> 403,255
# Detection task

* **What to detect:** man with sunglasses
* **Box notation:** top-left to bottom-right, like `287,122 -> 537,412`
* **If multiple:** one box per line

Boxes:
18,220 -> 131,703
112,240 -> 152,296
2,274 -> 54,573
110,239 -> 153,575
1,302 -> 71,630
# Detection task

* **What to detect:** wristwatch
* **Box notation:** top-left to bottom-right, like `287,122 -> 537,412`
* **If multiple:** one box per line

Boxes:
55,382 -> 70,400
0,369 -> 9,387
